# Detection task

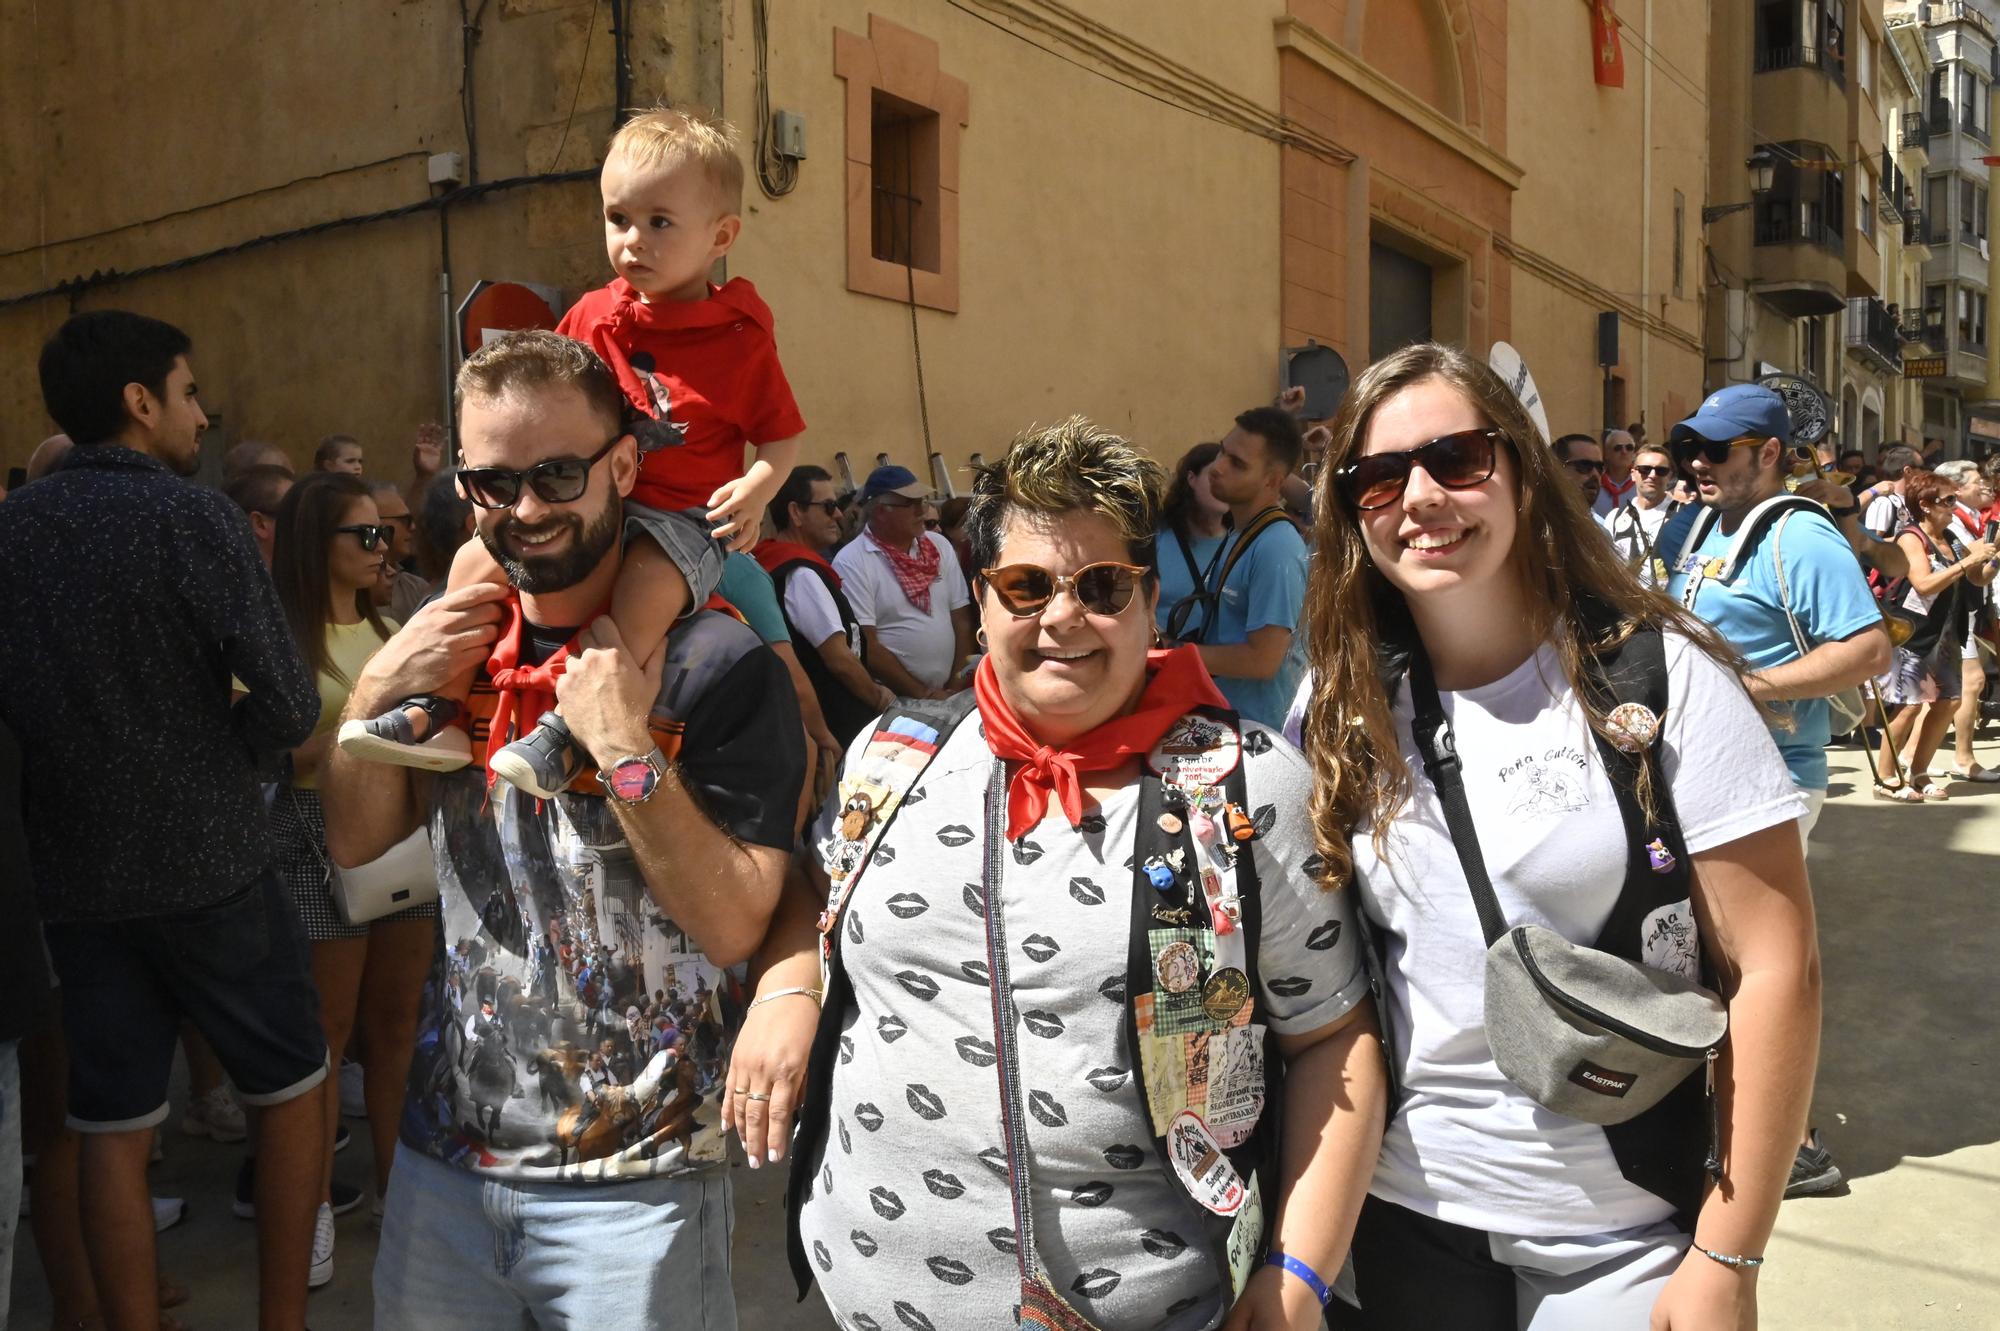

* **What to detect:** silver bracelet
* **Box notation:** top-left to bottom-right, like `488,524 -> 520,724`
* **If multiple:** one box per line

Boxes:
749,986 -> 823,1011
1695,1245 -> 1764,1270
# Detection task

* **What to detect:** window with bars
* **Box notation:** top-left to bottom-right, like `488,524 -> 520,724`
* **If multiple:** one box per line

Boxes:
869,90 -> 942,273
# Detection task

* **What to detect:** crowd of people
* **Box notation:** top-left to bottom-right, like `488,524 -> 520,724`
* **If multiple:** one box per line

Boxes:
1,105 -> 1993,1331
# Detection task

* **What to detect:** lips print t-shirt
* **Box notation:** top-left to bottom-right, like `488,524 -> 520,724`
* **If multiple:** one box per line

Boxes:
796,714 -> 1366,1331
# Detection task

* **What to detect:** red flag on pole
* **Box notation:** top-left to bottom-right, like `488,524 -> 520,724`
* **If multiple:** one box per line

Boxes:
1592,0 -> 1626,88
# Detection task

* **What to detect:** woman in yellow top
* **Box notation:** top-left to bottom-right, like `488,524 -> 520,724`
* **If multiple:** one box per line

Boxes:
270,472 -> 436,1278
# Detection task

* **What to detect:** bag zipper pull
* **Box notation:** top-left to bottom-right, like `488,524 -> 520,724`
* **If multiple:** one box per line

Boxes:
1702,1046 -> 1723,1177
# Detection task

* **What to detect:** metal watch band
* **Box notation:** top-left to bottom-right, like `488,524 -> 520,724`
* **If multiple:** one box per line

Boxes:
597,747 -> 665,805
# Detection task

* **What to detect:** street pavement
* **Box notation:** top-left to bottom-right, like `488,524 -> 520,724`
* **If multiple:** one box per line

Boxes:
8,745 -> 1995,1329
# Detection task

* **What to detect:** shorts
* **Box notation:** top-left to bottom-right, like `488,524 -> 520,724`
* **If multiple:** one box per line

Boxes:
1877,642 -> 1962,706
624,501 -> 725,615
374,1144 -> 735,1330
1333,1194 -> 1687,1330
41,869 -> 328,1132
274,785 -> 438,942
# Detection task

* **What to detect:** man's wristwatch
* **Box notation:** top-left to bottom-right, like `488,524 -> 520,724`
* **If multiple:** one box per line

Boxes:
598,747 -> 666,805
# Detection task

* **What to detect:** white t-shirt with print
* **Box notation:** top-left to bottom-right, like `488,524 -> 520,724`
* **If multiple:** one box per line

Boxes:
798,714 -> 1368,1331
1288,633 -> 1803,1237
832,530 -> 971,690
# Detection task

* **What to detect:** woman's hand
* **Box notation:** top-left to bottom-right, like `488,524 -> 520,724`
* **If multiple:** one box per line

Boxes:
720,990 -> 820,1170
1221,1265 -> 1325,1331
1650,1250 -> 1757,1330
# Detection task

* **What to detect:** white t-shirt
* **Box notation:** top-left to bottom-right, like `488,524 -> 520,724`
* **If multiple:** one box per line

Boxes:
1287,633 -> 1804,1237
832,530 -> 971,690
1603,501 -> 1674,586
1863,490 -> 1907,540
781,563 -> 848,648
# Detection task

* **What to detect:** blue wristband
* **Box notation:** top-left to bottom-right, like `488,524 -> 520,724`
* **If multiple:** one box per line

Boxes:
1265,1252 -> 1333,1307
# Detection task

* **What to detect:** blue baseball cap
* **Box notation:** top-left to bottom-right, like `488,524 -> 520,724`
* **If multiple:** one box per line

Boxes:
859,464 -> 928,503
1669,384 -> 1791,446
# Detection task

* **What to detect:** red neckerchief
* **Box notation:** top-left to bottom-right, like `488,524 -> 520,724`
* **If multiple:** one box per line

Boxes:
873,531 -> 941,613
577,278 -> 776,422
973,646 -> 1228,841
753,539 -> 840,588
1600,472 -> 1637,504
483,596 -> 589,788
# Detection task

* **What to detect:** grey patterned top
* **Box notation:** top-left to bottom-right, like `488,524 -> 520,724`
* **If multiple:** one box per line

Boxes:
798,716 -> 1367,1331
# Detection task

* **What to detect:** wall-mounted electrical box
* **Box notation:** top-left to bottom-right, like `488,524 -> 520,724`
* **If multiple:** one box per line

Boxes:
774,111 -> 807,161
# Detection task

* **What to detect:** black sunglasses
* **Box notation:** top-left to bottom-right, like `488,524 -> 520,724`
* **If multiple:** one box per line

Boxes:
1564,457 -> 1605,475
981,561 -> 1147,617
807,498 -> 841,516
457,434 -> 624,510
336,524 -> 395,552
1632,463 -> 1677,479
1336,428 -> 1503,511
1671,435 -> 1765,467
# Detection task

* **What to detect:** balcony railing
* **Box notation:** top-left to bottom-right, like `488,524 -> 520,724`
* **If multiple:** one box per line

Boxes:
1906,207 -> 1929,247
1880,151 -> 1907,222
1755,205 -> 1841,251
1903,107 -> 1931,151
1901,307 -> 1943,349
1846,297 -> 1904,371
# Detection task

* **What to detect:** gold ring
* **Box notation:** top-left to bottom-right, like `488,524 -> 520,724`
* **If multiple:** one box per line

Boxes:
730,1087 -> 750,1095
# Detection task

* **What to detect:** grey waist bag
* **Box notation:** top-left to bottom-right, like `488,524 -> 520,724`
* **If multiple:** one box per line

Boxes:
1409,650 -> 1727,1127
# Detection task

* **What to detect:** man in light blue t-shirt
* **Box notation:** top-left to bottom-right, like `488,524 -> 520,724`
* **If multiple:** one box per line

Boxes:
1665,385 -> 1890,822
1189,406 -> 1309,727
1664,383 -> 1891,1203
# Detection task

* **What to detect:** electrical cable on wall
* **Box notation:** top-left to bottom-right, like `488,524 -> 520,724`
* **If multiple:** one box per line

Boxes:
753,0 -> 799,197
546,0 -> 604,172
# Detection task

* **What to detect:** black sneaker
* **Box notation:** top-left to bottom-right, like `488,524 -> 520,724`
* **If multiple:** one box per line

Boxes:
235,1157 -> 365,1218
488,714 -> 586,800
333,1123 -> 351,1154
1785,1130 -> 1844,1198
336,695 -> 471,772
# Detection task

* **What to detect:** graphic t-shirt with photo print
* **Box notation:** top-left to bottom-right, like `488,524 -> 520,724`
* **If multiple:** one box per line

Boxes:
797,715 -> 1368,1331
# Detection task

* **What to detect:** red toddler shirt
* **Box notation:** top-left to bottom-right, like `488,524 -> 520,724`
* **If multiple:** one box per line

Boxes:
557,276 -> 806,512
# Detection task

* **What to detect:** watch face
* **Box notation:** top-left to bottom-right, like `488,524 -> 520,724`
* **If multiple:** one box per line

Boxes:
607,758 -> 658,802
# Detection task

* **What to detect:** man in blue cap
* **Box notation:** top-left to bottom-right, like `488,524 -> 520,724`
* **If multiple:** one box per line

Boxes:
832,464 -> 974,697
1664,383 -> 1890,1200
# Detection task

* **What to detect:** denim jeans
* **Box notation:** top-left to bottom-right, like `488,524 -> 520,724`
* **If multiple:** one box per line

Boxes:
1,1039 -> 22,1331
373,1143 -> 736,1330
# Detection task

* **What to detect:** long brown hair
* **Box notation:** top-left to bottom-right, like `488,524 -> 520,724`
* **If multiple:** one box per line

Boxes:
272,472 -> 390,684
1299,343 -> 1747,889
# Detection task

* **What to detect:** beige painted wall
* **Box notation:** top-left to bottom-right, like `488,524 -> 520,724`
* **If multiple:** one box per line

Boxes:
718,0 -> 1287,486
1504,0 -> 1709,437
0,0 -> 718,477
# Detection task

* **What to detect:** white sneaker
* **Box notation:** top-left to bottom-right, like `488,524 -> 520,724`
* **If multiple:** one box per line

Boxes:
152,1196 -> 187,1233
339,1058 -> 367,1120
180,1084 -> 248,1143
308,1201 -> 335,1289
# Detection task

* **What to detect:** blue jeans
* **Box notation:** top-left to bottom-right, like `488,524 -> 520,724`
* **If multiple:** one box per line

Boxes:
373,1144 -> 736,1330
1,1039 -> 21,1331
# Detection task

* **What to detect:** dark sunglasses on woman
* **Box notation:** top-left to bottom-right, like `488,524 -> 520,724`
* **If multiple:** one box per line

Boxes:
456,434 -> 624,510
1336,427 -> 1503,511
981,561 -> 1146,617
336,524 -> 395,552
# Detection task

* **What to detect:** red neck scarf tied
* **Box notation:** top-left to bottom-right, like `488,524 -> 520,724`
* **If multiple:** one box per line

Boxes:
973,646 -> 1228,841
483,596 -> 587,788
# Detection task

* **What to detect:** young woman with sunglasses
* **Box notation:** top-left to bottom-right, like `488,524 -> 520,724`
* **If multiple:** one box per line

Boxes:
1291,345 -> 1818,1329
1868,469 -> 1997,802
269,473 -> 438,1275
783,418 -> 1383,1331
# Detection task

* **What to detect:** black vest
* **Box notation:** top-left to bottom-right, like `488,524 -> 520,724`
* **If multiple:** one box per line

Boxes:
768,556 -> 879,746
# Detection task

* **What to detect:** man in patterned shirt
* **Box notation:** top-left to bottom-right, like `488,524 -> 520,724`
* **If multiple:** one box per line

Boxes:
323,332 -> 803,1328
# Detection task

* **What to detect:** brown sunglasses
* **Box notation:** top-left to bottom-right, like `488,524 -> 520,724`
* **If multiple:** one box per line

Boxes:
980,561 -> 1147,617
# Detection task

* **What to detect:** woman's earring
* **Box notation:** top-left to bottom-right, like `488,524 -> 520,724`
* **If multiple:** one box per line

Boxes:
975,627 -> 989,649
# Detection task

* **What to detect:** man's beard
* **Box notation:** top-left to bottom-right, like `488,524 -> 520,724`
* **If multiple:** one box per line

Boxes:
480,500 -> 621,593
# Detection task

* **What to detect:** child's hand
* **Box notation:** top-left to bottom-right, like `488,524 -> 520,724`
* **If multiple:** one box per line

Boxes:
707,470 -> 783,554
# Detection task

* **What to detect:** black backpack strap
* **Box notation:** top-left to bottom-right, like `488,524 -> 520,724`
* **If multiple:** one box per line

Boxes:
1406,646 -> 1510,948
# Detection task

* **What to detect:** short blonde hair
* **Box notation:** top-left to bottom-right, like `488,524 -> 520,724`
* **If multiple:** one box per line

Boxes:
605,109 -> 745,214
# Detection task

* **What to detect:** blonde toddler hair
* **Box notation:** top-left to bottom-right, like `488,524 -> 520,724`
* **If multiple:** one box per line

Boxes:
605,108 -> 745,214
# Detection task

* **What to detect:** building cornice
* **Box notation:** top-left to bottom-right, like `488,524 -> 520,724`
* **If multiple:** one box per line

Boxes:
1272,15 -> 1523,190
952,0 -> 1353,164
1494,232 -> 1705,356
